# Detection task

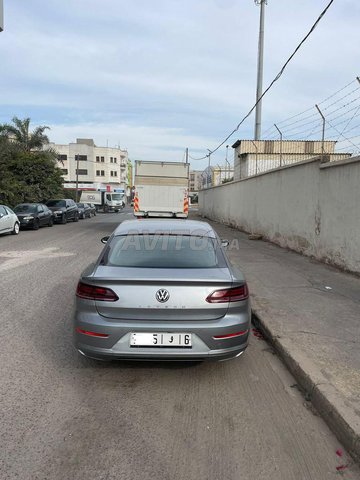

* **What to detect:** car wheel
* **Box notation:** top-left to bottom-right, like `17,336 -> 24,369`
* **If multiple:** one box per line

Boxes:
73,213 -> 79,222
61,214 -> 67,224
11,222 -> 20,235
48,217 -> 53,227
33,218 -> 40,230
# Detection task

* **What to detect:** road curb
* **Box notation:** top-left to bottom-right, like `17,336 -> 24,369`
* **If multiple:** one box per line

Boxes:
252,304 -> 360,465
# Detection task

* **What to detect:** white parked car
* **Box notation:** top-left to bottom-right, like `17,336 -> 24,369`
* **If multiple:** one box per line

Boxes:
0,205 -> 20,235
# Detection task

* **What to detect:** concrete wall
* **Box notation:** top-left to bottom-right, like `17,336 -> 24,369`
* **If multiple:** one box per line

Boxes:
199,156 -> 360,274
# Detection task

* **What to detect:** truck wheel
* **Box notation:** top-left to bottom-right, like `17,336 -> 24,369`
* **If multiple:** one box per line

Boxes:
104,205 -> 109,213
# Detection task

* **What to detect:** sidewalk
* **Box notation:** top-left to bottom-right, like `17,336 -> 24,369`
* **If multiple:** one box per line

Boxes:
193,211 -> 360,463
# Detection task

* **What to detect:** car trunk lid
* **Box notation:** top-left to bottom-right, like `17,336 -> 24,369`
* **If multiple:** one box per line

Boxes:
86,266 -> 233,321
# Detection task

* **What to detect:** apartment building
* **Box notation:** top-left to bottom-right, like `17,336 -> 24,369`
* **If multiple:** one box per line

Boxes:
50,138 -> 129,191
189,170 -> 203,193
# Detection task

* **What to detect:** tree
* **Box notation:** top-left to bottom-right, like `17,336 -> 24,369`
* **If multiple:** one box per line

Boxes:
0,116 -> 50,152
0,134 -> 64,206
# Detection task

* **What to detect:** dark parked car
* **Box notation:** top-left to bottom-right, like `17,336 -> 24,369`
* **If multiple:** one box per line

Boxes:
46,199 -> 79,224
14,203 -> 53,229
88,203 -> 97,216
77,203 -> 92,219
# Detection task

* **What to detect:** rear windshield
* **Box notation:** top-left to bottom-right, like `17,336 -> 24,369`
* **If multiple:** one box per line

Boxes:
47,200 -> 65,207
102,235 -> 226,269
14,204 -> 37,213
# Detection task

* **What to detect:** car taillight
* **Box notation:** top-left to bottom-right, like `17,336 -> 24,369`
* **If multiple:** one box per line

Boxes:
206,284 -> 249,303
76,282 -> 119,302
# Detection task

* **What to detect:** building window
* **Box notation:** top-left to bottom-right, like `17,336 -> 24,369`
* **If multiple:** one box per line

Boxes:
101,156 -> 105,162
96,170 -> 105,176
61,168 -> 68,175
110,171 -> 118,177
96,156 -> 100,162
76,169 -> 88,175
114,171 -> 117,177
110,157 -> 113,163
114,157 -> 117,163
57,154 -> 67,161
76,155 -> 87,161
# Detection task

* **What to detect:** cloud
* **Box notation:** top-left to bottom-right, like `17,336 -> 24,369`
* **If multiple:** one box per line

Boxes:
0,0 -> 359,168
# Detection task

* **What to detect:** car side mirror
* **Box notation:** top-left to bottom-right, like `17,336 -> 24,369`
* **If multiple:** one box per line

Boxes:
221,239 -> 229,247
101,236 -> 110,244
0,213 -> 3,219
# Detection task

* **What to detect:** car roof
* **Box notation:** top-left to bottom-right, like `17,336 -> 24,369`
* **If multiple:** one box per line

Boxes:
113,219 -> 216,238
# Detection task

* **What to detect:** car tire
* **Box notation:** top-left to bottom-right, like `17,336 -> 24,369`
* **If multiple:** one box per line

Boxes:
48,217 -> 53,227
33,218 -> 40,230
11,222 -> 20,235
61,214 -> 67,224
73,213 -> 79,222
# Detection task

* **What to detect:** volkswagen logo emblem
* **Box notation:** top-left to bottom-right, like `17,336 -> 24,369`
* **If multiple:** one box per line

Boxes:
156,289 -> 170,303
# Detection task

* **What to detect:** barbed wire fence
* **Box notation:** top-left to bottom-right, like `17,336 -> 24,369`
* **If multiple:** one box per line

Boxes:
201,77 -> 360,187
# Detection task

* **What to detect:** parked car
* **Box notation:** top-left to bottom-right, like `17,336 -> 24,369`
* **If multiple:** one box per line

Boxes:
74,219 -> 251,362
76,203 -> 92,219
14,203 -> 53,229
88,203 -> 97,216
0,205 -> 20,235
46,199 -> 79,224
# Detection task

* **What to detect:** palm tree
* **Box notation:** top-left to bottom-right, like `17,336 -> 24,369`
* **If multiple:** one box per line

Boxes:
0,116 -> 50,152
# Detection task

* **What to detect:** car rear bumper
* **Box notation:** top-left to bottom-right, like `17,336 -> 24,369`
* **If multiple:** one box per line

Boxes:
73,310 -> 250,362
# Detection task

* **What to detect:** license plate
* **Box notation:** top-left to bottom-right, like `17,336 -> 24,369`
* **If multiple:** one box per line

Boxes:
130,333 -> 192,348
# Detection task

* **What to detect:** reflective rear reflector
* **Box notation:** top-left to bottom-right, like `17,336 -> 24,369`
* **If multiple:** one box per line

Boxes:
213,330 -> 249,340
76,328 -> 109,338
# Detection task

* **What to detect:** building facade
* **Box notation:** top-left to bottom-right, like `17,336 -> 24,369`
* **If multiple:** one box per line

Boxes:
50,138 -> 129,191
200,165 -> 234,189
232,140 -> 350,180
189,170 -> 203,194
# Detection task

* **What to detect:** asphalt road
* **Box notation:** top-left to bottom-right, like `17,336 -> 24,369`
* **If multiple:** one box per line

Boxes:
1,207 -> 359,480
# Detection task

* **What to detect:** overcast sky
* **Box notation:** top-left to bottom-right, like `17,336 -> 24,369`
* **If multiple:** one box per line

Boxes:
1,0 -> 359,169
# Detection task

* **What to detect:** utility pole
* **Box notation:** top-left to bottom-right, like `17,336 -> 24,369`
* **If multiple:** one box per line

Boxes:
206,149 -> 211,188
75,154 -> 80,202
185,147 -> 189,164
254,0 -> 267,140
0,0 -> 4,32
315,105 -> 325,162
225,145 -> 230,180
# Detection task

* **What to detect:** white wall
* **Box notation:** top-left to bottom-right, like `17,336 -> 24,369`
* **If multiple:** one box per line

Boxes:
199,156 -> 360,274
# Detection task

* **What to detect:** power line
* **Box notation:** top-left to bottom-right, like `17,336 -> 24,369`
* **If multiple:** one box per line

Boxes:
189,0 -> 336,160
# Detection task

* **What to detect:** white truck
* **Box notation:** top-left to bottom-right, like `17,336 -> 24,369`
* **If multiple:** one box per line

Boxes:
79,190 -> 125,213
134,161 -> 189,218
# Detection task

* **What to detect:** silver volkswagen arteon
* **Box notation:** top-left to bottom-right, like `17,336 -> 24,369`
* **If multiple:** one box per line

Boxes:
73,219 -> 251,361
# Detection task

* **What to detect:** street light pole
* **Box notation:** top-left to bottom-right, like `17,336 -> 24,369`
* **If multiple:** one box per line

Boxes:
75,154 -> 80,202
207,149 -> 211,188
254,0 -> 267,141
